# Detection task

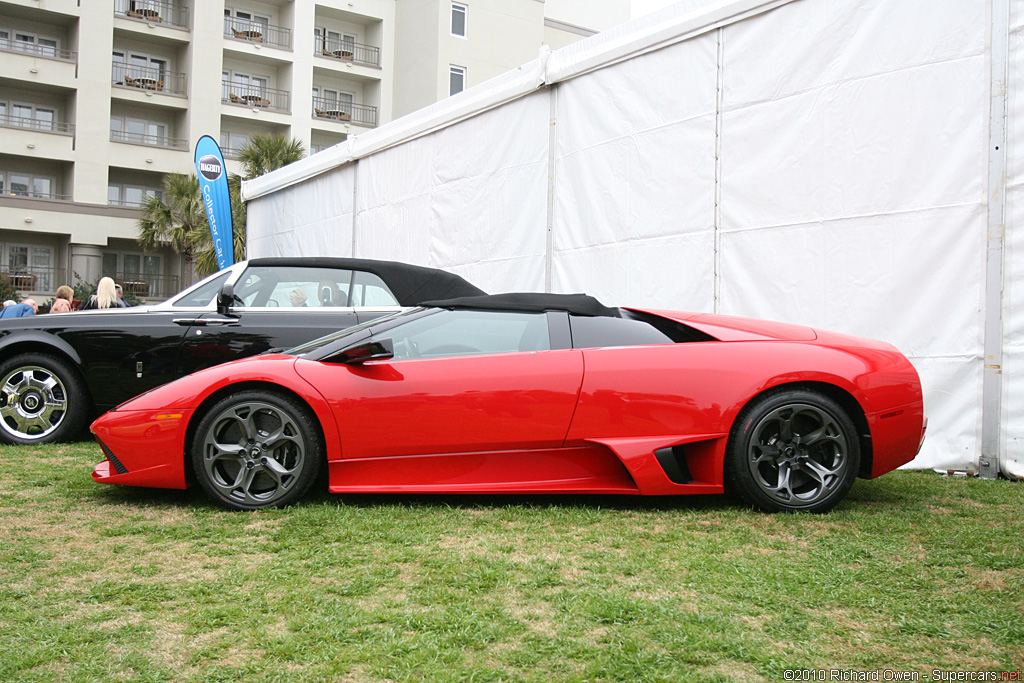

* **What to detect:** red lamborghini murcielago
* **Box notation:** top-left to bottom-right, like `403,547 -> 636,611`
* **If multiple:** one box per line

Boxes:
91,293 -> 926,512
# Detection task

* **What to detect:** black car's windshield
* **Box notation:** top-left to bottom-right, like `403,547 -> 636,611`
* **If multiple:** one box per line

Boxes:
287,308 -> 422,357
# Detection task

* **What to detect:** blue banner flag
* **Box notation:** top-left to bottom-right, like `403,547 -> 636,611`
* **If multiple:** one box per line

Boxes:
194,135 -> 235,271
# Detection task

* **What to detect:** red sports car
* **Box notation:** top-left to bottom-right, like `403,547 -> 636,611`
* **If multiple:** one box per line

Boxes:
91,293 -> 926,513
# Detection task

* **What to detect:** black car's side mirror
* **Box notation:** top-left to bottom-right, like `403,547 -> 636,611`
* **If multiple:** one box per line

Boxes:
330,338 -> 395,365
217,284 -> 235,316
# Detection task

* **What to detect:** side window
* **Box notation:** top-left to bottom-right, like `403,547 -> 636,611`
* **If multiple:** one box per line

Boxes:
350,270 -> 399,307
570,315 -> 676,349
386,310 -> 549,360
231,266 -> 400,308
570,312 -> 716,349
173,272 -> 231,307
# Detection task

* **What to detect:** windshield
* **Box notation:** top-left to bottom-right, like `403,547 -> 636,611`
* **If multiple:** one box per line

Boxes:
287,308 -> 421,357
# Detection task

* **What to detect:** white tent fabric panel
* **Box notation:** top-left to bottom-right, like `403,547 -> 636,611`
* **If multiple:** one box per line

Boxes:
718,206 -> 987,469
246,166 -> 355,258
553,231 -> 717,311
1004,0 -> 1024,477
719,60 -> 988,230
352,92 -> 551,291
243,0 -> 1019,474
720,0 -> 986,110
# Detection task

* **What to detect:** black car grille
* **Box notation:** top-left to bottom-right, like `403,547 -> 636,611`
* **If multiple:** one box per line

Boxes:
97,438 -> 128,475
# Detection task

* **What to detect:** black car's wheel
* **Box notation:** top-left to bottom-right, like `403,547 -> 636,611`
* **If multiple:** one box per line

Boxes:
724,389 -> 860,513
0,353 -> 89,444
192,390 -> 322,511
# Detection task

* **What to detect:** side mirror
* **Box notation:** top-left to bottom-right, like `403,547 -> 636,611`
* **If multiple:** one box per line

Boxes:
331,338 -> 394,365
217,283 -> 235,315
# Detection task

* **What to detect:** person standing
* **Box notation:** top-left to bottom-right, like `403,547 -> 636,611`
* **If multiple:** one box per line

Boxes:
50,286 -> 74,313
114,283 -> 130,307
80,277 -> 128,310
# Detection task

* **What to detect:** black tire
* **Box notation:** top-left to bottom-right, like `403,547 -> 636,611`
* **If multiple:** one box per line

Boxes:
192,390 -> 322,511
724,388 -> 860,513
0,353 -> 89,445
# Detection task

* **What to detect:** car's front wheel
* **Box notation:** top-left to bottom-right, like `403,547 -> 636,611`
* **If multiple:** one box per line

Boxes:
192,390 -> 322,511
724,388 -> 860,513
0,353 -> 89,444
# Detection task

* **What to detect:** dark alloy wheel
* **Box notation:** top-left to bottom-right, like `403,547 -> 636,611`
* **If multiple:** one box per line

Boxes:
192,390 -> 323,511
0,353 -> 89,445
725,389 -> 860,513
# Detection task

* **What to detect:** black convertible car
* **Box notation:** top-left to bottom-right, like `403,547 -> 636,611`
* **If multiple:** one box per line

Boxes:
0,257 -> 483,445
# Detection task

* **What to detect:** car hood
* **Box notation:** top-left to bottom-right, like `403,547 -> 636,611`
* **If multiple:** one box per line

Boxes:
635,309 -> 818,342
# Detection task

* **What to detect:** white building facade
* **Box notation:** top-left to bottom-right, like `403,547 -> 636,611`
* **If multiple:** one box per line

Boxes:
0,0 -> 627,299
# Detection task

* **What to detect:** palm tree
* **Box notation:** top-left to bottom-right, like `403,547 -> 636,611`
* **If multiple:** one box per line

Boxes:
138,173 -> 207,287
235,133 -> 305,179
137,134 -> 306,280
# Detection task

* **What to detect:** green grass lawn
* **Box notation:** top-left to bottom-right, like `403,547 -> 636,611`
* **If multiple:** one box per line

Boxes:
1,441 -> 1021,682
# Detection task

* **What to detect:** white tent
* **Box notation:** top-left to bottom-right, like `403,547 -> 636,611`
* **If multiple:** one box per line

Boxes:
242,0 -> 1023,478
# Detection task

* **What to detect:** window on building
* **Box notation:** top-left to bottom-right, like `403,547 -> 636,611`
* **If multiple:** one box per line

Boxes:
451,3 -> 467,37
223,70 -> 270,102
313,87 -> 354,115
112,49 -> 168,85
3,102 -> 56,131
1,171 -> 56,199
224,7 -> 270,36
220,132 -> 251,158
110,116 -> 170,146
103,251 -> 164,296
3,244 -> 53,290
449,65 -> 466,96
108,183 -> 163,207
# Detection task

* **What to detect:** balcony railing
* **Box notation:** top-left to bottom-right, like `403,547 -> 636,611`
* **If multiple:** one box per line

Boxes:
1,267 -> 66,294
0,36 -> 76,62
0,113 -> 74,135
314,36 -> 380,67
224,17 -> 291,49
110,272 -> 180,300
112,63 -> 188,96
114,0 -> 190,30
222,81 -> 290,112
110,129 -> 189,150
312,96 -> 377,127
2,189 -> 72,202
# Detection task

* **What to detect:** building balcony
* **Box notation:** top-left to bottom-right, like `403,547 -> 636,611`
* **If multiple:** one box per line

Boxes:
312,96 -> 377,127
114,0 -> 190,31
224,18 -> 291,50
1,266 -> 66,295
314,36 -> 380,68
112,64 -> 188,97
109,272 -> 180,300
0,36 -> 77,63
110,129 -> 188,151
0,113 -> 74,136
222,81 -> 290,113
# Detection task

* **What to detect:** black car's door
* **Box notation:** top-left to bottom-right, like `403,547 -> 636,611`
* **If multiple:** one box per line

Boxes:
176,308 -> 366,376
64,309 -> 203,411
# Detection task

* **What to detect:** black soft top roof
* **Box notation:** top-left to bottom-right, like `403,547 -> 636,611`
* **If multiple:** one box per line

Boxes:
421,292 -> 621,317
248,257 -> 485,306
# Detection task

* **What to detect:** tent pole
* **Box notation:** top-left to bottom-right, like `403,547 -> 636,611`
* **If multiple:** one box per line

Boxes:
545,84 -> 558,293
980,0 -> 1010,479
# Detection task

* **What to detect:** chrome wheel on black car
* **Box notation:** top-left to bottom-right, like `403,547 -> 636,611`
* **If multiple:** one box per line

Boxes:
0,353 -> 88,444
192,390 -> 322,510
725,388 -> 860,513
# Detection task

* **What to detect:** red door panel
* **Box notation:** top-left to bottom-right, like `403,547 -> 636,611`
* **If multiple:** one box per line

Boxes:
295,349 -> 584,459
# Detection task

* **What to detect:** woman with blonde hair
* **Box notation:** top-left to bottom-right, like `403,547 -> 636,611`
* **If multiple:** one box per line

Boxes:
80,277 -> 127,310
49,285 -> 74,313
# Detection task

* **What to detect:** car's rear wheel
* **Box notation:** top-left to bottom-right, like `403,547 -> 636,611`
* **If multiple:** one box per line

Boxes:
0,353 -> 89,444
192,390 -> 322,511
724,388 -> 860,513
